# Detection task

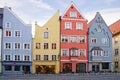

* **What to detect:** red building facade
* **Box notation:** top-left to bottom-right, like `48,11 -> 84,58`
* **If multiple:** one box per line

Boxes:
60,2 -> 88,73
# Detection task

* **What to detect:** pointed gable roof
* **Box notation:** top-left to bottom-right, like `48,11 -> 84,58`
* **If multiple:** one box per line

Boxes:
61,1 -> 86,20
109,19 -> 120,35
88,12 -> 112,35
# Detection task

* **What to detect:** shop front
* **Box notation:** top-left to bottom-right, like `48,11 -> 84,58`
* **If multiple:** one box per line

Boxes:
35,65 -> 55,74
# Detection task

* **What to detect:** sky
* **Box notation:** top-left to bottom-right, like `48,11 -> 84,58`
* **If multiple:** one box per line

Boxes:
0,0 -> 120,27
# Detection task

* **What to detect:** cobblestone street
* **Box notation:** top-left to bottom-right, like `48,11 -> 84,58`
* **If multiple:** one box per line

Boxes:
0,73 -> 120,80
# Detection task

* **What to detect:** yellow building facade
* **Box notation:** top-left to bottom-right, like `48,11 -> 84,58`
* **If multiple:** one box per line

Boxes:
112,34 -> 120,72
32,11 -> 60,74
110,20 -> 120,72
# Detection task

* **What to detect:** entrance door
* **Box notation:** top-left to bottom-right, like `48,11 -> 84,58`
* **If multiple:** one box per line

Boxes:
76,63 -> 86,73
92,65 -> 99,72
63,63 -> 72,73
22,66 -> 30,73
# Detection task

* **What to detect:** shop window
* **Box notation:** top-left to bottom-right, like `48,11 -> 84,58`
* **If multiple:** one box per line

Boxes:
102,63 -> 109,69
5,65 -> 12,71
14,65 -> 20,71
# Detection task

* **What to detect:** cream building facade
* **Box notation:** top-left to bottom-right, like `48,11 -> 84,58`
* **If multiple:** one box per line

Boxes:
32,11 -> 60,74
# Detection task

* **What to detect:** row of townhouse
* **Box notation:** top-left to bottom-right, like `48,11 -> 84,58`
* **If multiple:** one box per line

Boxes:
0,2 -> 119,74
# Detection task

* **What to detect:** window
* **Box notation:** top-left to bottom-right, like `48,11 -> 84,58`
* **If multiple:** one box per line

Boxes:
79,50 -> 86,57
65,22 -> 72,29
115,61 -> 119,68
115,49 -> 118,55
44,43 -> 48,49
52,43 -> 56,49
61,35 -> 68,42
92,50 -> 102,56
103,51 -> 109,57
15,31 -> 21,37
61,49 -> 68,56
114,38 -> 118,44
44,32 -> 49,38
102,63 -> 109,69
5,55 -> 10,61
36,43 -> 41,49
15,55 -> 20,61
91,38 -> 97,43
102,38 -> 107,44
24,55 -> 30,61
24,44 -> 30,50
44,55 -> 48,60
6,22 -> 11,28
5,30 -> 11,37
5,43 -> 11,49
98,25 -> 101,32
70,36 -> 77,42
14,65 -> 20,71
70,49 -> 78,56
0,14 -> 3,18
79,36 -> 85,43
76,22 -> 83,30
4,65 -> 12,71
52,55 -> 56,60
36,55 -> 41,60
15,43 -> 20,50
70,11 -> 77,17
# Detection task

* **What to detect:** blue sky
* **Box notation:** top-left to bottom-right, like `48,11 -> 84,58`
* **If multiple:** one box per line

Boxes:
0,0 -> 120,26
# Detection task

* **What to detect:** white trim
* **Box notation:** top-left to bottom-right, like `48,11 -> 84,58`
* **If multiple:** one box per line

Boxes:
65,22 -> 72,30
61,2 -> 87,20
4,42 -> 12,50
60,60 -> 88,62
4,29 -> 12,37
4,54 -> 12,61
23,43 -> 31,50
14,42 -> 21,50
61,18 -> 86,21
23,54 -> 31,61
76,22 -> 83,30
13,54 -> 21,61
91,37 -> 97,44
14,30 -> 22,37
61,49 -> 69,56
79,35 -> 86,43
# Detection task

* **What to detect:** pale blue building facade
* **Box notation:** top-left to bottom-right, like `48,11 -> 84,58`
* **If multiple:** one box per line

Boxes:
88,12 -> 113,72
1,7 -> 32,74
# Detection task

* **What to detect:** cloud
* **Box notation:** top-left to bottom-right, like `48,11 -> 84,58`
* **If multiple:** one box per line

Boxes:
85,8 -> 120,25
0,0 -> 23,8
30,0 -> 53,10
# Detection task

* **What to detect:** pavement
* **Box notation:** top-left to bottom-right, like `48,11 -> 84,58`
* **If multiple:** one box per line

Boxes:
0,73 -> 120,80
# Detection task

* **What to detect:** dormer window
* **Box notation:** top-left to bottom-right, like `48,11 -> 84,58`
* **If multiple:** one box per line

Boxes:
70,11 -> 77,18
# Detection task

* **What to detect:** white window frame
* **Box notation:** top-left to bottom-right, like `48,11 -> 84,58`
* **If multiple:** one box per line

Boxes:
14,42 -> 21,50
44,32 -> 49,38
24,55 -> 30,61
70,11 -> 77,18
91,38 -> 97,44
4,42 -> 12,50
102,38 -> 108,44
70,49 -> 78,56
5,29 -> 12,37
61,49 -> 69,56
14,30 -> 21,37
14,54 -> 20,61
70,36 -> 78,43
79,49 -> 86,57
76,22 -> 83,30
65,22 -> 72,30
61,35 -> 69,42
79,36 -> 86,43
23,43 -> 31,50
5,22 -> 11,28
4,54 -> 11,61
